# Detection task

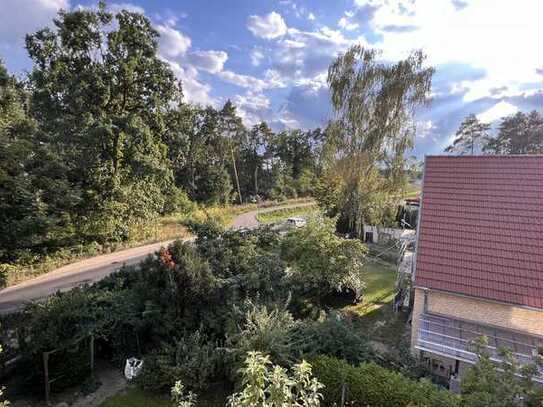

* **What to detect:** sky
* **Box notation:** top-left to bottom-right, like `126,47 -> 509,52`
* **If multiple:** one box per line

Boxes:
1,0 -> 543,156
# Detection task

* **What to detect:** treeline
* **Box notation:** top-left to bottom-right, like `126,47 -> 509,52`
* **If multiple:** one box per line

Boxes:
0,4 -> 321,266
445,111 -> 543,155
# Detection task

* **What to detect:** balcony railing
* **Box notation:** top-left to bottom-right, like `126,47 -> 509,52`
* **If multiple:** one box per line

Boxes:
416,313 -> 542,378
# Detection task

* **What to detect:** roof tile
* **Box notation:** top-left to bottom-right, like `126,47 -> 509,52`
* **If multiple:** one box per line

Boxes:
414,155 -> 543,309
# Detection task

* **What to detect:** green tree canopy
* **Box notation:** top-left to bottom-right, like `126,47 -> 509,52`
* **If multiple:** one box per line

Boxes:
319,46 -> 433,235
484,111 -> 543,155
445,113 -> 490,155
25,2 -> 182,241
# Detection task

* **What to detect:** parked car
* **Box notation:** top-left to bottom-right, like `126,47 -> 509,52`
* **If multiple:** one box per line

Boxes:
286,217 -> 307,228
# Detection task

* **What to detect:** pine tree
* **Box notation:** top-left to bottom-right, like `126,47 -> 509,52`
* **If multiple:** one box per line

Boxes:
445,114 -> 490,155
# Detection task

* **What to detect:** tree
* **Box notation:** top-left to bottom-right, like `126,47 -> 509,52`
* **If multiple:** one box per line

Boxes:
0,59 -> 74,262
320,46 -> 433,236
166,105 -> 232,204
484,111 -> 543,155
281,216 -> 368,301
242,122 -> 274,199
25,2 -> 182,242
220,100 -> 246,204
227,352 -> 324,407
461,336 -> 543,407
445,114 -> 490,155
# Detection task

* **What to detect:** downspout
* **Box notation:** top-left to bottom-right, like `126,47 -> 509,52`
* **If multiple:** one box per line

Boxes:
412,155 -> 427,283
423,288 -> 429,313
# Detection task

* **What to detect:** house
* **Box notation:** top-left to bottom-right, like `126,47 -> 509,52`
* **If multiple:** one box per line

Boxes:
410,155 -> 543,386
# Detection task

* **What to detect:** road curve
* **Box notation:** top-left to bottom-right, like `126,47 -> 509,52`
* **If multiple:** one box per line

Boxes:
0,202 -> 314,313
230,201 -> 315,230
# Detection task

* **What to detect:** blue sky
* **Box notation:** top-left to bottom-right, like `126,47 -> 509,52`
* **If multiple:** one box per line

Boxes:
1,0 -> 543,156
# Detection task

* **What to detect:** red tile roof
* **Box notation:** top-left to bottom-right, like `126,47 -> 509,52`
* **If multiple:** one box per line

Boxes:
414,155 -> 543,309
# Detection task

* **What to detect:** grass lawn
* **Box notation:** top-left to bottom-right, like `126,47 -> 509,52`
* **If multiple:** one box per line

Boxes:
255,204 -> 318,224
99,385 -> 228,407
404,183 -> 421,199
339,259 -> 409,347
99,388 -> 172,407
344,259 -> 397,316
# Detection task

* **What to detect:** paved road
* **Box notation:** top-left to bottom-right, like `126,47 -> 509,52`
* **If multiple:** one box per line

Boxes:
230,201 -> 315,230
0,202 -> 314,313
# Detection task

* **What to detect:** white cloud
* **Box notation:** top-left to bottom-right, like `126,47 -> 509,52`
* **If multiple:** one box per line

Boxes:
264,69 -> 288,88
247,11 -> 288,39
273,26 -> 362,82
477,101 -> 518,123
276,108 -> 301,129
166,59 -> 216,106
307,12 -> 316,21
0,0 -> 68,44
233,91 -> 271,126
294,72 -> 327,91
156,24 -> 191,58
417,120 -> 435,139
362,0 -> 543,101
217,70 -> 268,90
338,16 -> 359,31
187,50 -> 228,73
110,2 -> 145,14
250,47 -> 265,66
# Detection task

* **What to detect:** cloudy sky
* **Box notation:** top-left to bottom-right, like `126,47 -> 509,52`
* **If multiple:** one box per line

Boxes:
1,0 -> 543,156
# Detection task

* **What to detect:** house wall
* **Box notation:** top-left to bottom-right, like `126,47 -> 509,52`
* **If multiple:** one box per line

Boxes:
411,287 -> 543,352
363,225 -> 415,243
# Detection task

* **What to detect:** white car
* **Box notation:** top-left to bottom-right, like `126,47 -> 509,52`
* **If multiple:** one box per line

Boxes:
286,217 -> 307,228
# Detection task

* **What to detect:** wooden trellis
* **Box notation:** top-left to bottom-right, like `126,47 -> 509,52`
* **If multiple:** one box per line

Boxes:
42,334 -> 95,405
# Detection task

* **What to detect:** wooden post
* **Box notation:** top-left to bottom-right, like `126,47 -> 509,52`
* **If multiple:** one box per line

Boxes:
43,352 -> 50,406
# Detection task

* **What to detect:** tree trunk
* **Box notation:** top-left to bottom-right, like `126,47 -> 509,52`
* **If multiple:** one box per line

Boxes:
254,165 -> 259,197
231,146 -> 243,204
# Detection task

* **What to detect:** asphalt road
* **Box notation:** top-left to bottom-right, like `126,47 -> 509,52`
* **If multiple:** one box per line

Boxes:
0,202 -> 314,313
230,201 -> 315,229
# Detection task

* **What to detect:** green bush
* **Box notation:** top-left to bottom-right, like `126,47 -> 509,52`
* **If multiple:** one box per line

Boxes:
281,216 -> 367,302
225,303 -> 301,375
296,313 -> 374,365
0,264 -> 9,288
312,356 -> 461,407
163,187 -> 197,215
183,217 -> 224,242
137,330 -> 223,392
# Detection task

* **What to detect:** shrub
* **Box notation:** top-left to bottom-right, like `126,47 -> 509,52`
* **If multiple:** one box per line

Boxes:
461,336 -> 543,407
0,341 -> 9,407
225,303 -> 301,374
163,187 -> 197,215
137,330 -> 223,392
227,351 -> 323,407
296,313 -> 374,365
0,264 -> 9,288
183,216 -> 224,242
171,381 -> 197,407
312,356 -> 461,407
281,216 -> 367,302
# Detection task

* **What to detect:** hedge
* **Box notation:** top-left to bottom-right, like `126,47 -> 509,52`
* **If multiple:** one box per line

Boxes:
312,356 -> 461,407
